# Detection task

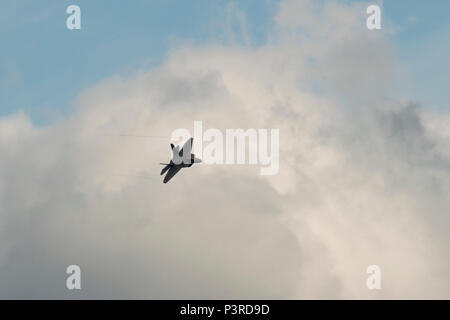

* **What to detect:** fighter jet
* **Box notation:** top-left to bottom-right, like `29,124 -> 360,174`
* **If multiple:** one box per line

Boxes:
160,137 -> 201,183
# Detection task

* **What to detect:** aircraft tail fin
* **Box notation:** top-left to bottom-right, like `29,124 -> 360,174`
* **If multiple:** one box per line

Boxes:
160,164 -> 171,175
170,144 -> 180,159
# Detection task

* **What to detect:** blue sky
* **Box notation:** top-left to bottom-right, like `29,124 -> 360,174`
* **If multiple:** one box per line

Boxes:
382,0 -> 450,113
1,0 -> 449,125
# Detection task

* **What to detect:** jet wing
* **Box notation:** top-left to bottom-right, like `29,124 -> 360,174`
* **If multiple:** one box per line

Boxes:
163,166 -> 182,184
179,138 -> 193,157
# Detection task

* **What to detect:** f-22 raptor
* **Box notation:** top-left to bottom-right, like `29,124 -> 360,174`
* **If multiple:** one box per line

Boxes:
160,138 -> 201,183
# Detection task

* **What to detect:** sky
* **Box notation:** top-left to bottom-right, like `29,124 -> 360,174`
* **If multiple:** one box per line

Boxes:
1,0 -> 450,125
0,0 -> 449,299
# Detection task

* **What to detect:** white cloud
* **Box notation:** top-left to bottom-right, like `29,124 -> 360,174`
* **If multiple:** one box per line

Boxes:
0,0 -> 449,299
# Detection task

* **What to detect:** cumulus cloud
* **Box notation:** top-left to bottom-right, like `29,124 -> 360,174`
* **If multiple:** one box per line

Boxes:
0,0 -> 449,299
